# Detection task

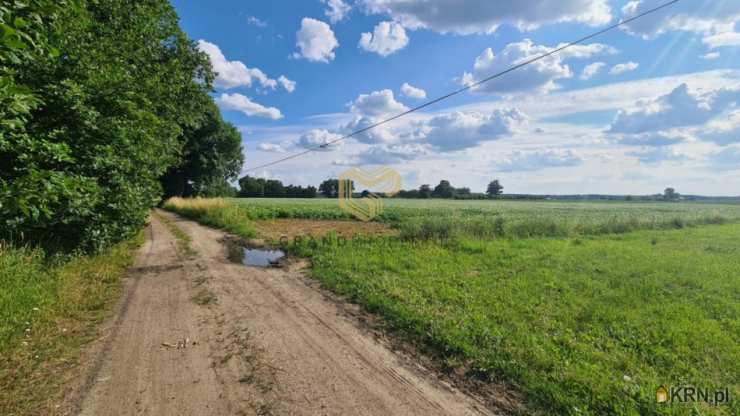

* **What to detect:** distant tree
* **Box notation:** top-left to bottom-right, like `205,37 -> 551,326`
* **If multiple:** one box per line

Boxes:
263,179 -> 285,197
455,187 -> 471,196
319,179 -> 354,198
319,179 -> 339,198
361,190 -> 371,198
304,186 -> 318,198
199,178 -> 238,198
432,180 -> 455,199
285,185 -> 317,198
161,99 -> 244,198
664,187 -> 679,201
625,195 -> 633,201
487,180 -> 504,197
418,184 -> 432,199
397,189 -> 420,198
238,176 -> 266,197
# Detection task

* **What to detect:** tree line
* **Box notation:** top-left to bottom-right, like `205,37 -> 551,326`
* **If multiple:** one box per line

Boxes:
236,176 -> 505,199
1,0 -> 243,252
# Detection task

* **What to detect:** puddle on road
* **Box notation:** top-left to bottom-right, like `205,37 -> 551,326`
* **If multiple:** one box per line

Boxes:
242,248 -> 285,267
224,236 -> 285,267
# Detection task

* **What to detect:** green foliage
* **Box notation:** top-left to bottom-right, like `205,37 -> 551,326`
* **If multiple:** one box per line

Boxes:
318,178 -> 355,198
162,198 -> 257,239
230,198 -> 740,239
487,179 -> 504,197
0,235 -> 141,414
238,175 -> 317,198
161,98 -> 244,198
169,197 -> 740,414
664,187 -> 679,201
291,224 -> 740,416
432,180 -> 455,198
0,0 -> 224,252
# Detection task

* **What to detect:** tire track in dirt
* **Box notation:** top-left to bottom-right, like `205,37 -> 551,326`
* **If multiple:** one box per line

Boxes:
164,210 -> 500,416
64,210 -> 503,415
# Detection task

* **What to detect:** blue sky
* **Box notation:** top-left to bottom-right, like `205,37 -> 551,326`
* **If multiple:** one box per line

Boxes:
171,0 -> 740,195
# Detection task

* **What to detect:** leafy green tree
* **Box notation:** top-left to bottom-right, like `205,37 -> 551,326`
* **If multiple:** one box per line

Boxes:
264,179 -> 285,197
319,179 -> 339,198
455,187 -> 471,196
319,179 -> 355,198
487,180 -> 504,197
664,187 -> 679,201
161,98 -> 243,198
238,176 -> 265,197
418,184 -> 432,199
285,185 -> 317,198
1,0 -> 214,252
432,180 -> 455,199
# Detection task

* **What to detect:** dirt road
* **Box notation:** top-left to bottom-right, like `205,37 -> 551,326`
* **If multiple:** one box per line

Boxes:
64,211 -> 498,415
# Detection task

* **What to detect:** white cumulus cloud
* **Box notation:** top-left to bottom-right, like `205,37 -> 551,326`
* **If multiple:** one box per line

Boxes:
198,40 -> 278,90
709,146 -> 740,170
626,147 -> 690,164
360,0 -> 611,35
257,143 -> 286,152
615,132 -> 686,147
278,76 -> 296,93
580,62 -> 606,80
701,111 -> 740,145
359,21 -> 409,56
293,18 -> 339,63
344,89 -> 409,143
495,149 -> 583,171
350,89 -> 409,117
609,62 -> 639,75
354,143 -> 428,165
247,16 -> 267,28
460,40 -> 615,95
401,82 -> 427,99
322,0 -> 351,23
419,109 -> 528,151
703,32 -> 740,49
216,93 -> 283,120
608,83 -> 739,135
298,129 -> 343,151
620,0 -> 740,40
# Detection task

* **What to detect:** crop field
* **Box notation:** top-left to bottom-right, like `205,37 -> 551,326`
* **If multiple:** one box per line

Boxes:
164,197 -> 740,415
227,198 -> 740,239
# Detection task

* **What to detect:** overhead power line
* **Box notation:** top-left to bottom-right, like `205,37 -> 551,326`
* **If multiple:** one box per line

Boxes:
244,0 -> 681,173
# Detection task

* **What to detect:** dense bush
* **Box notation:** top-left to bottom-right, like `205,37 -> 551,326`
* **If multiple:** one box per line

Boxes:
0,1 -> 242,252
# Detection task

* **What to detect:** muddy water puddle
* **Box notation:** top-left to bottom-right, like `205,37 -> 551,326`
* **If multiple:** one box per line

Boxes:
242,248 -> 285,267
225,237 -> 285,267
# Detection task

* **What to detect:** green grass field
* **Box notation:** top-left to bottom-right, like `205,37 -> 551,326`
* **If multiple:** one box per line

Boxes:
0,236 -> 142,414
165,197 -> 740,415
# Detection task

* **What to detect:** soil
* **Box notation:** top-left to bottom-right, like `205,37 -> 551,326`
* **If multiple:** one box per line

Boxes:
60,210 -> 509,415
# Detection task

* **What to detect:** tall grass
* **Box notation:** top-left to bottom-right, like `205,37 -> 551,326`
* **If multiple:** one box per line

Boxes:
1,235 -> 142,414
292,224 -> 740,416
396,212 -> 729,240
162,197 -> 257,239
163,197 -> 740,415
230,198 -> 740,240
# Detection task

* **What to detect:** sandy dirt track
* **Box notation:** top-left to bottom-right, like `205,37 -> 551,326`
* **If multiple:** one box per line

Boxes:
64,210 -> 499,415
